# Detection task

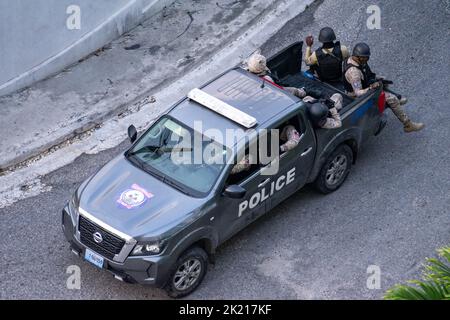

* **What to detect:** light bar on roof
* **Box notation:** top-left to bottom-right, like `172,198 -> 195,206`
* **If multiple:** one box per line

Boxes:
187,88 -> 257,129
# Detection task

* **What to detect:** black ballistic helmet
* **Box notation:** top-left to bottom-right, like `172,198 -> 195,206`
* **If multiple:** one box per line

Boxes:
352,42 -> 371,57
308,102 -> 328,124
318,27 -> 336,43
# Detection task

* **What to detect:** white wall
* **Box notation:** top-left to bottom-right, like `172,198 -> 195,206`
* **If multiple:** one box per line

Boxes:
0,0 -> 173,96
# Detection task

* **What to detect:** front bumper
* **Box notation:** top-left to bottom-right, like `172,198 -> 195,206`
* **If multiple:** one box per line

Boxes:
62,205 -> 173,288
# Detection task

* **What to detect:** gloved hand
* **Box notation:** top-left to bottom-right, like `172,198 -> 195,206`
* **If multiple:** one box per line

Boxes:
305,35 -> 314,47
323,98 -> 336,110
370,82 -> 381,90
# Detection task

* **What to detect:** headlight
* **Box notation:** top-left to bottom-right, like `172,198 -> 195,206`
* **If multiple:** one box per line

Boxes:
131,241 -> 166,256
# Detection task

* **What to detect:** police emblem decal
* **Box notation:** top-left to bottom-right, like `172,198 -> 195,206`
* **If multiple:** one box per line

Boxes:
117,184 -> 154,209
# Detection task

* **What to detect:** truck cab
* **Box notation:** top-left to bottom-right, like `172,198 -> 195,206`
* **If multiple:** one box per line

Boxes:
62,42 -> 387,298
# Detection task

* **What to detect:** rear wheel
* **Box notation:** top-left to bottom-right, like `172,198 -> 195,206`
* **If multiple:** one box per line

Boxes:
165,246 -> 208,298
315,144 -> 353,194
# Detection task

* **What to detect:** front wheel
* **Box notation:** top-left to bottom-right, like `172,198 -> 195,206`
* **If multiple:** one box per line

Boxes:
314,144 -> 353,194
165,246 -> 208,298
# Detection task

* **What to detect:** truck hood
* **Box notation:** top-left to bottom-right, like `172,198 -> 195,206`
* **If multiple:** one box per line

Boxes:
78,155 -> 207,239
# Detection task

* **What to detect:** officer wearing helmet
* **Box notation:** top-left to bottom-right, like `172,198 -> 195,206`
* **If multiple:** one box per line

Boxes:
344,43 -> 424,133
304,27 -> 350,84
307,93 -> 343,129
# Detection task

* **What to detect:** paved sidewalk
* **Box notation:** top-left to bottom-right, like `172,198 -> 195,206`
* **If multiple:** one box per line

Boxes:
0,0 -> 287,172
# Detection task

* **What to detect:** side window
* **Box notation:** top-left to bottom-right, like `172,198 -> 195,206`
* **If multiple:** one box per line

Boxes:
226,144 -> 262,186
225,113 -> 303,186
275,114 -> 303,154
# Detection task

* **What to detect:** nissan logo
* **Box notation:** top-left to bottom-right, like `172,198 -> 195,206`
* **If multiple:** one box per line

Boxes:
93,232 -> 103,244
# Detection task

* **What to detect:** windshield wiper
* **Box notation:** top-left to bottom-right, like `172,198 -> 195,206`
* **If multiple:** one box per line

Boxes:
163,177 -> 191,196
128,145 -> 162,156
127,156 -> 165,181
128,145 -> 192,156
160,147 -> 193,153
129,158 -> 191,195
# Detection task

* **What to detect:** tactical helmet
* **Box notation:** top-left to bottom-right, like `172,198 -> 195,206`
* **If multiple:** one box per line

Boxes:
352,42 -> 371,57
318,27 -> 336,43
308,102 -> 328,124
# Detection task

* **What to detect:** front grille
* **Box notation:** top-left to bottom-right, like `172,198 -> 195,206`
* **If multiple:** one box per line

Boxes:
78,215 -> 125,260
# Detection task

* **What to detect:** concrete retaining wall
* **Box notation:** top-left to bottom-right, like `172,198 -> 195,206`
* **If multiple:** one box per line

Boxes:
0,0 -> 173,96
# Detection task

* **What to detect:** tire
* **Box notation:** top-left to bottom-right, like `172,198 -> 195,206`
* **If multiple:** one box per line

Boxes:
165,246 -> 208,298
314,144 -> 353,194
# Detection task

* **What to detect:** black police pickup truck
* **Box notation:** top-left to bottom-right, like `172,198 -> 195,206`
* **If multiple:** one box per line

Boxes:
62,42 -> 387,297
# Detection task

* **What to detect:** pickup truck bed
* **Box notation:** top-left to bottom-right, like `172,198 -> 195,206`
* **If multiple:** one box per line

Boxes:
281,72 -> 354,107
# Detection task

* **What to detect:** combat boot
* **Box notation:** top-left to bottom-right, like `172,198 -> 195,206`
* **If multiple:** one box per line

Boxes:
404,121 -> 425,133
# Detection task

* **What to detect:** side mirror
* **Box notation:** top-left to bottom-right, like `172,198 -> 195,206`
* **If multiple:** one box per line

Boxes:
128,125 -> 137,144
223,185 -> 246,199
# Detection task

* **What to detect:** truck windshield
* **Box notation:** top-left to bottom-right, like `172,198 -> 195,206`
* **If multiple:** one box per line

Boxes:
126,116 -> 229,196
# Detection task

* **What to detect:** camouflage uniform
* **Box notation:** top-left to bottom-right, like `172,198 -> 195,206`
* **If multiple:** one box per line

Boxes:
344,57 -> 423,132
247,54 -> 307,99
320,93 -> 343,129
304,93 -> 343,129
302,96 -> 317,103
261,75 -> 307,99
231,154 -> 253,175
280,125 -> 301,152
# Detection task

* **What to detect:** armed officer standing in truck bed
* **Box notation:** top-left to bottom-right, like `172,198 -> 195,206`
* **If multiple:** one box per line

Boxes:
304,27 -> 350,85
344,43 -> 424,133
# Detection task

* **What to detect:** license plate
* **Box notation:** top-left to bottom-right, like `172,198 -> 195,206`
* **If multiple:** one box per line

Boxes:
84,248 -> 104,268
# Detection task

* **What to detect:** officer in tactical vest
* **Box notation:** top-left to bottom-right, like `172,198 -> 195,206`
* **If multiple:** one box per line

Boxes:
343,43 -> 424,133
304,27 -> 350,84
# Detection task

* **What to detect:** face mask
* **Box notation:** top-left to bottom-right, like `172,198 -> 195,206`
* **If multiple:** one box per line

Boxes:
358,57 -> 369,66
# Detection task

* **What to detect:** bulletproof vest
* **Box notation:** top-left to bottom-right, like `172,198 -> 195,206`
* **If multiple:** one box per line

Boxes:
313,42 -> 343,83
343,60 -> 376,93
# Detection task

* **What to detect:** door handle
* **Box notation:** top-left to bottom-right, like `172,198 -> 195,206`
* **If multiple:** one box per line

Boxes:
258,178 -> 271,188
301,147 -> 313,157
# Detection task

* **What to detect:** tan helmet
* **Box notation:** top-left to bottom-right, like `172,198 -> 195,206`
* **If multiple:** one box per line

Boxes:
247,53 -> 269,74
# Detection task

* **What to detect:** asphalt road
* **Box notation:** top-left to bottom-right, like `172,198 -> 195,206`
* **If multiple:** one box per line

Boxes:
1,0 -> 449,299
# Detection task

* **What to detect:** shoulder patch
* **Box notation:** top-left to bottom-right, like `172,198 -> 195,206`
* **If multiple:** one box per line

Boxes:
352,81 -> 362,90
